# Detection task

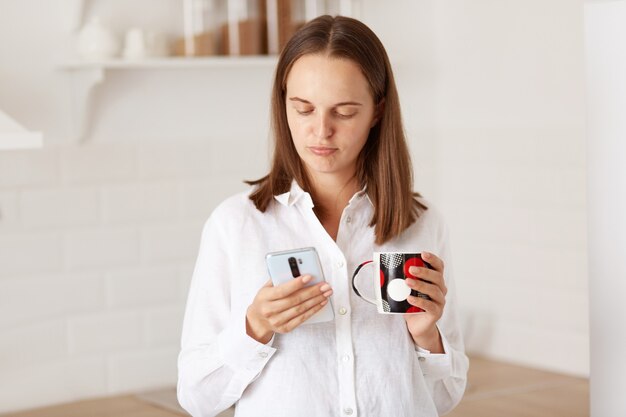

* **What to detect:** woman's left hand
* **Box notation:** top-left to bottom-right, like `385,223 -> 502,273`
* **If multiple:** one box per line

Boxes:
403,251 -> 447,353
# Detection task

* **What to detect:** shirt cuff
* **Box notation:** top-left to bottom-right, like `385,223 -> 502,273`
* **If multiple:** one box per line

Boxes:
415,327 -> 453,381
218,308 -> 277,376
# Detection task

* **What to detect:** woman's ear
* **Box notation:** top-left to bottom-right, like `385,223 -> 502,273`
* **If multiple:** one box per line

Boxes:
371,99 -> 385,128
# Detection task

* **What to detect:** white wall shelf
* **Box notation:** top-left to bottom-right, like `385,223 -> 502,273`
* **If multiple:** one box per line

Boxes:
58,56 -> 278,141
60,56 -> 278,70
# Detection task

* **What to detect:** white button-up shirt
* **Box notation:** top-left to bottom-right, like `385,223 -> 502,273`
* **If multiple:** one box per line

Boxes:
177,181 -> 468,417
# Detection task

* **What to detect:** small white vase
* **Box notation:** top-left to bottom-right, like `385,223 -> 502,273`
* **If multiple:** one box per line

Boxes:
122,28 -> 149,60
77,17 -> 120,61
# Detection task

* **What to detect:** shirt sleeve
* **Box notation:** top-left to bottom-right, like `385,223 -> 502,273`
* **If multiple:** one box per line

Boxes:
177,208 -> 277,417
418,212 -> 470,415
415,326 -> 453,381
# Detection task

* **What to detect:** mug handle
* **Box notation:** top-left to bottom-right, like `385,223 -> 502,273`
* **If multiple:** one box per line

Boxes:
351,260 -> 378,306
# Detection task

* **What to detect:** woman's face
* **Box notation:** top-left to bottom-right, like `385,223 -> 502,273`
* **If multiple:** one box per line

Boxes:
285,54 -> 378,183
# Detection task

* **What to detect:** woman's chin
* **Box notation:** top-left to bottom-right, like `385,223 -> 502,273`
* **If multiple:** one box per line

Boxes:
305,163 -> 355,180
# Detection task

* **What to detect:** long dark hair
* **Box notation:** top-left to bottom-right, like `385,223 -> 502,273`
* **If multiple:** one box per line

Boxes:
246,15 -> 426,245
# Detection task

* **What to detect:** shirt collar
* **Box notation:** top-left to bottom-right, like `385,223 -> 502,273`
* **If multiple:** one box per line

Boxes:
349,185 -> 370,207
274,180 -> 311,207
274,180 -> 371,208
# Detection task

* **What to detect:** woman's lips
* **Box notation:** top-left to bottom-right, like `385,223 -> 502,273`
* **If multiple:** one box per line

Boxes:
308,146 -> 337,156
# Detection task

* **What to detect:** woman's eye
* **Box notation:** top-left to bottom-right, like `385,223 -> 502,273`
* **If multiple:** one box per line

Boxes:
296,108 -> 313,115
335,111 -> 356,119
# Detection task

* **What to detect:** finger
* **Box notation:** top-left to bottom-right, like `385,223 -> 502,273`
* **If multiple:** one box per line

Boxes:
271,282 -> 333,314
267,274 -> 315,301
269,294 -> 328,331
408,265 -> 440,283
408,266 -> 447,295
278,298 -> 329,333
405,278 -> 445,304
256,279 -> 274,296
407,295 -> 443,317
255,279 -> 281,304
421,251 -> 444,272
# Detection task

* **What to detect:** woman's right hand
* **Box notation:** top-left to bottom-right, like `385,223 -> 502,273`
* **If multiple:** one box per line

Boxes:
245,275 -> 333,344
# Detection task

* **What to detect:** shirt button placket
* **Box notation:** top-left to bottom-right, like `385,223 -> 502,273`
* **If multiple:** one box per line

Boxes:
333,246 -> 356,417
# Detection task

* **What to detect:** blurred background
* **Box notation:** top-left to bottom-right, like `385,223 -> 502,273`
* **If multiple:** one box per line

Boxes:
1,0 -> 622,416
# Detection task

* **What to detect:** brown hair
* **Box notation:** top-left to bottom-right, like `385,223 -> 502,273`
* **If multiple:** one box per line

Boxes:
246,15 -> 426,245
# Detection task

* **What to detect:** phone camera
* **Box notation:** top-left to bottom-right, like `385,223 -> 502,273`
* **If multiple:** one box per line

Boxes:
288,257 -> 301,278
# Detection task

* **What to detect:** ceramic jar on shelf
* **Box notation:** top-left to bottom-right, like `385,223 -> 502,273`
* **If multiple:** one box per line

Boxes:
76,17 -> 121,60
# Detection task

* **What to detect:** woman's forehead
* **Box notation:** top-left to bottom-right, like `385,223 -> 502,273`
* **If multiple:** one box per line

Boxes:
285,54 -> 373,104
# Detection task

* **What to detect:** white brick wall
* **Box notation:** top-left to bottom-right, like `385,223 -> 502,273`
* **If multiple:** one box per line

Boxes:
179,178 -> 249,220
0,320 -> 67,372
101,181 -> 179,224
137,143 -> 215,180
67,311 -> 144,355
0,148 -> 60,188
105,265 -> 181,309
431,0 -> 589,376
60,145 -> 137,185
65,227 -> 140,270
107,347 -> 180,394
0,140 -> 246,413
0,191 -> 19,231
20,187 -> 100,229
0,356 -> 107,412
140,223 -> 204,264
0,273 -> 105,328
178,263 -> 196,301
145,306 -> 186,346
0,232 -> 64,277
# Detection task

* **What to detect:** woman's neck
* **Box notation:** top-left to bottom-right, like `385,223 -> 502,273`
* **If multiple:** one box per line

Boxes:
308,173 -> 360,222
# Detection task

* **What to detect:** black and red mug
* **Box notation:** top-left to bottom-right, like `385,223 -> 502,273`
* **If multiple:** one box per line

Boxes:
352,252 -> 433,314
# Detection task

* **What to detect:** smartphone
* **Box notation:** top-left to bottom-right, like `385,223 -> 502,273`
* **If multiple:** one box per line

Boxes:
265,247 -> 335,324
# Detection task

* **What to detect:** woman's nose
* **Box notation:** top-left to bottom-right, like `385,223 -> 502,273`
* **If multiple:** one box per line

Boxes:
315,114 -> 333,139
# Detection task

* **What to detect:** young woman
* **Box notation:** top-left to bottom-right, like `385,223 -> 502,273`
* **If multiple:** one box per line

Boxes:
178,15 -> 468,417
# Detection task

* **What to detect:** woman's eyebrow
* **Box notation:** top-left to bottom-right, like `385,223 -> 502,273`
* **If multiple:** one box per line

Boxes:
288,97 -> 312,104
335,101 -> 363,107
288,97 -> 362,106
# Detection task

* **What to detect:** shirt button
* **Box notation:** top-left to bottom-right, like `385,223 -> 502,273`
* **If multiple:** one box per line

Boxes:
344,407 -> 354,415
338,307 -> 348,315
418,356 -> 426,362
341,355 -> 350,362
259,351 -> 269,358
345,216 -> 352,224
337,260 -> 344,268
